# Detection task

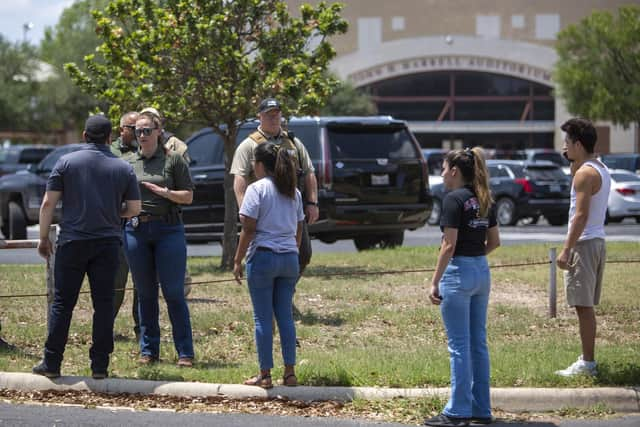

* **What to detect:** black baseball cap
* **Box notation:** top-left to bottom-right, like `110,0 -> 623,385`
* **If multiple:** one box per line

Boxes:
258,98 -> 281,113
84,114 -> 112,142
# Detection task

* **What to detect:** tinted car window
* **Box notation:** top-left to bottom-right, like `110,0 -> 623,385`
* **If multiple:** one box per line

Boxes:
601,155 -> 640,171
532,152 -> 569,166
19,148 -> 52,164
39,146 -> 80,172
327,127 -> 418,160
525,166 -> 567,180
488,165 -> 509,177
611,172 -> 640,182
188,132 -> 223,166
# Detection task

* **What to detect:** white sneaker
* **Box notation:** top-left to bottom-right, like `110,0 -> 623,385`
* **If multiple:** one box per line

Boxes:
555,355 -> 597,377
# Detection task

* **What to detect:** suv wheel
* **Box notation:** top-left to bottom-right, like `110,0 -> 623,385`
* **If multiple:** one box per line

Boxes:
427,198 -> 441,226
496,197 -> 517,226
8,201 -> 27,240
354,232 -> 404,251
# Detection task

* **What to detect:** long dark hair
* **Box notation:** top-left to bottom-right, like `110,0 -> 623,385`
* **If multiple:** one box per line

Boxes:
254,142 -> 297,198
444,147 -> 493,217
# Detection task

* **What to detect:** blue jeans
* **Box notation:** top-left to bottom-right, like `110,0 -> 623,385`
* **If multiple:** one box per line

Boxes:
439,256 -> 491,419
44,237 -> 120,373
246,249 -> 299,370
124,220 -> 194,359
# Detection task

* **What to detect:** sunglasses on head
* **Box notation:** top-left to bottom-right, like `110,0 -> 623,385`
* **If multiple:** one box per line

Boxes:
134,127 -> 157,137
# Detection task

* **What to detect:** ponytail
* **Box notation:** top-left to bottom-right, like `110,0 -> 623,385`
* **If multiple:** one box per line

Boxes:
444,147 -> 493,217
254,142 -> 297,198
469,147 -> 493,218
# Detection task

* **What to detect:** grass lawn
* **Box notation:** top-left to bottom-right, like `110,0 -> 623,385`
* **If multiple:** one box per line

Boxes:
1,242 -> 638,388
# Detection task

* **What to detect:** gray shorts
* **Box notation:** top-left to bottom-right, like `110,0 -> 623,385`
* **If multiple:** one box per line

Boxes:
563,238 -> 606,307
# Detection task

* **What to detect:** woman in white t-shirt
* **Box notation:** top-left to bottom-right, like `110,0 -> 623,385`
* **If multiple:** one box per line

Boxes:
233,142 -> 304,389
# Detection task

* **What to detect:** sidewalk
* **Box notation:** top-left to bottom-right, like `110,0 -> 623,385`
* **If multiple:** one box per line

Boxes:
1,371 -> 638,413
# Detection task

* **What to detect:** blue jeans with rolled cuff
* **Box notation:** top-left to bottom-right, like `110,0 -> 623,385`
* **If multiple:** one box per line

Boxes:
124,220 -> 194,359
439,255 -> 492,419
44,237 -> 120,374
246,248 -> 299,370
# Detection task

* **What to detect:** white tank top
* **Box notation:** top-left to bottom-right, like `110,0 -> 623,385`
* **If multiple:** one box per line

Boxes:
568,159 -> 611,241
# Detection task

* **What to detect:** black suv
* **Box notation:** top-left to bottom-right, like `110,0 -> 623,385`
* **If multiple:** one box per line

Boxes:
0,144 -> 54,177
0,144 -> 84,239
428,160 -> 570,226
184,116 -> 432,249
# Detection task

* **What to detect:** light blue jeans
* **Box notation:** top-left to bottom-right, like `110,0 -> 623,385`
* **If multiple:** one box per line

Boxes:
440,255 -> 491,419
246,249 -> 299,370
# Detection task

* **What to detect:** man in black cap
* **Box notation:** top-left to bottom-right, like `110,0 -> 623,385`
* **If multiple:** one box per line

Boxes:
231,98 -> 318,275
33,114 -> 141,379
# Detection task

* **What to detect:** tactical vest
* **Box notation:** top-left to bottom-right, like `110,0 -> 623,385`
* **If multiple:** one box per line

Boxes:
248,130 -> 305,193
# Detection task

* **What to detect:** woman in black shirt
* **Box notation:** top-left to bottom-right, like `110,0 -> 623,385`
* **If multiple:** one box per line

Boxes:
424,148 -> 500,427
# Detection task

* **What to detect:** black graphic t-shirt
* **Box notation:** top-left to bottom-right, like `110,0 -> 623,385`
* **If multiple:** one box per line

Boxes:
440,186 -> 497,256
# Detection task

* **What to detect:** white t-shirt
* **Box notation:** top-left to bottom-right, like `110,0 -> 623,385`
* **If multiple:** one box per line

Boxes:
239,177 -> 305,260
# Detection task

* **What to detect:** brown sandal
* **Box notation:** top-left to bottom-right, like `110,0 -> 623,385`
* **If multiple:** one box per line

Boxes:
244,374 -> 273,389
283,373 -> 297,387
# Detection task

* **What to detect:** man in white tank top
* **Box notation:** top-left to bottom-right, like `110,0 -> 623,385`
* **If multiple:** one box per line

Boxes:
555,118 -> 611,377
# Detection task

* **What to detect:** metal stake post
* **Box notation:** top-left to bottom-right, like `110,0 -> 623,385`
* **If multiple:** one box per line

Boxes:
549,247 -> 557,318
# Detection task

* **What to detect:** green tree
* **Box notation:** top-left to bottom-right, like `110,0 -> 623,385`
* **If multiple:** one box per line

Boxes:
554,5 -> 640,127
0,36 -> 39,131
38,0 -> 110,132
66,0 -> 347,268
321,78 -> 376,116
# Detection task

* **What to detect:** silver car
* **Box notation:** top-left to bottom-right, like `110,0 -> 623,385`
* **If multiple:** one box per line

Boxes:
607,169 -> 640,223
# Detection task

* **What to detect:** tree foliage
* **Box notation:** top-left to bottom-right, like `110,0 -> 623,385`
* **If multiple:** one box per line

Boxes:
554,5 -> 640,127
38,0 -> 111,131
66,0 -> 347,268
321,78 -> 376,116
0,36 -> 39,131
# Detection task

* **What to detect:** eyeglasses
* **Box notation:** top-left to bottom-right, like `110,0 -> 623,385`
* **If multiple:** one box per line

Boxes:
134,127 -> 157,137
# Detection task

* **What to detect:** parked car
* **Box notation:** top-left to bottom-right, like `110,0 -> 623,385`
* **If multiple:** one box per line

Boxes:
185,116 -> 433,250
422,148 -> 446,188
606,169 -> 640,223
428,160 -> 571,226
0,144 -> 54,177
0,144 -> 84,239
600,153 -> 640,174
524,148 -> 571,175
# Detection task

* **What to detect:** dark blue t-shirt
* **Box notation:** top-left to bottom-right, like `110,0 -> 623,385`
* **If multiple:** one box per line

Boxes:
46,143 -> 140,243
440,186 -> 497,256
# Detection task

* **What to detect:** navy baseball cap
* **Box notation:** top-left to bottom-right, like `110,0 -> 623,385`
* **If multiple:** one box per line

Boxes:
258,98 -> 281,113
84,114 -> 112,141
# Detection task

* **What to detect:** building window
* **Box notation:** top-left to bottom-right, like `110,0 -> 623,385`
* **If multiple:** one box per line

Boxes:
476,15 -> 501,39
511,14 -> 525,29
391,16 -> 405,32
358,17 -> 382,51
535,14 -> 560,40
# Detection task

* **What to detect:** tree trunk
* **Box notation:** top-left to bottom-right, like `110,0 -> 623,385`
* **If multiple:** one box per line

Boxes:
220,135 -> 239,270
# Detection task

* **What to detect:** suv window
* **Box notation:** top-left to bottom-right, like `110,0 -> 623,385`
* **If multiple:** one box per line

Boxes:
488,165 -> 510,178
39,146 -> 80,172
188,131 -> 224,166
531,151 -> 569,166
19,148 -> 52,164
524,166 -> 567,180
327,126 -> 418,160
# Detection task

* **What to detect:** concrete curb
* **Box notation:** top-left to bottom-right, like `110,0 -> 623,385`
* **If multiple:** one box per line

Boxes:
1,372 -> 638,413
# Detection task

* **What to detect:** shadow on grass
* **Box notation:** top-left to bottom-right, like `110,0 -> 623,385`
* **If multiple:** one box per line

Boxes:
188,263 -> 227,277
296,309 -> 345,327
595,361 -> 640,386
186,297 -> 226,304
301,265 -> 373,281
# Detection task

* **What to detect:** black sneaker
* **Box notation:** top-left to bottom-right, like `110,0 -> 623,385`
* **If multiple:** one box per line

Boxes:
92,371 -> 108,380
0,337 -> 15,350
32,361 -> 60,379
424,413 -> 469,427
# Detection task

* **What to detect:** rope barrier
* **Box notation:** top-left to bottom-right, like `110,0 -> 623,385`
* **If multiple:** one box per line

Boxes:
1,258 -> 638,300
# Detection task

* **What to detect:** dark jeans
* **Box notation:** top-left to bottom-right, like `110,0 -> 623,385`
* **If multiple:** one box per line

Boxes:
44,237 -> 120,373
112,247 -> 140,336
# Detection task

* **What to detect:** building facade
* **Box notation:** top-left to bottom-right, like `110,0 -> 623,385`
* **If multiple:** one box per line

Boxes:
288,0 -> 639,154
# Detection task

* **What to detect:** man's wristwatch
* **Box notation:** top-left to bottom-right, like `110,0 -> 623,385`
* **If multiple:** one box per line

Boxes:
305,201 -> 318,206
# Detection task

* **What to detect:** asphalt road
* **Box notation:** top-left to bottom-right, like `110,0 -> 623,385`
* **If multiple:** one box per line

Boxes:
1,403 -> 639,427
1,220 -> 638,264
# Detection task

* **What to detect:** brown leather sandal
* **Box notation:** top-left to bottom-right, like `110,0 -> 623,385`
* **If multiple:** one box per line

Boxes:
244,374 -> 273,389
283,373 -> 297,387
